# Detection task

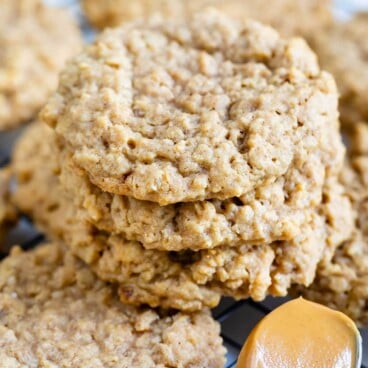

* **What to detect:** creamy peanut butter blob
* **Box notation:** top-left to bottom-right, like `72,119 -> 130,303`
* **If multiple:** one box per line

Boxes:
237,298 -> 362,368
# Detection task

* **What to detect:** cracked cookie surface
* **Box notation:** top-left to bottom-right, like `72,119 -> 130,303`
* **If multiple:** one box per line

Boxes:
43,10 -> 340,204
0,0 -> 81,130
12,123 -> 353,311
0,242 -> 226,367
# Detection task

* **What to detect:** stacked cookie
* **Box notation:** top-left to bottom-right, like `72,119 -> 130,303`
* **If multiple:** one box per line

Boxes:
295,123 -> 368,326
11,10 -> 353,313
291,13 -> 368,326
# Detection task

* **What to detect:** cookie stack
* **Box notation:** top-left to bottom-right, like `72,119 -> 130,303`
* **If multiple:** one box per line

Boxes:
13,10 -> 353,312
6,4 -> 368,365
14,10 -> 354,313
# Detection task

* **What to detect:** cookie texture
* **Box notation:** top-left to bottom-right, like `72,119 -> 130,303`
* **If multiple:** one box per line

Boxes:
82,0 -> 332,37
0,242 -> 226,367
43,10 -> 340,204
309,13 -> 368,126
0,0 -> 81,130
13,123 -> 353,311
296,122 -> 368,326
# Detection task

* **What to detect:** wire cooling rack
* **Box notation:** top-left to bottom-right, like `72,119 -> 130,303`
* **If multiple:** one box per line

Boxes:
1,0 -> 368,366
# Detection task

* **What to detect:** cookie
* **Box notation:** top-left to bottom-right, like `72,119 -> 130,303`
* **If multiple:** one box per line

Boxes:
11,123 -> 68,240
298,231 -> 368,326
13,123 -> 353,311
0,242 -> 226,367
82,0 -> 332,37
309,14 -> 368,126
60,130 -> 343,251
296,122 -> 368,326
42,10 -> 340,204
0,0 -> 81,130
0,168 -> 17,241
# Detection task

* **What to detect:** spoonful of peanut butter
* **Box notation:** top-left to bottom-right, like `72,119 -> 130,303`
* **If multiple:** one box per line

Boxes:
237,298 -> 362,368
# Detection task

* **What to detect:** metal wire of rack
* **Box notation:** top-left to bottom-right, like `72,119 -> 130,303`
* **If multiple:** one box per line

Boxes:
1,0 -> 368,366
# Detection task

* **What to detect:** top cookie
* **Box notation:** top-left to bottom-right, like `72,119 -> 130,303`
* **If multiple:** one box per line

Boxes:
0,0 -> 81,130
309,13 -> 368,126
82,0 -> 332,37
43,10 -> 339,204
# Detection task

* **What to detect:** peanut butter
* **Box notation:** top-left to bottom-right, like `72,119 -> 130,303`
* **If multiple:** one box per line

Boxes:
237,298 -> 362,368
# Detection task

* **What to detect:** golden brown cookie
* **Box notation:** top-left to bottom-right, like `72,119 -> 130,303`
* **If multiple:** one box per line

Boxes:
0,0 -> 81,130
60,140 -> 342,252
296,122 -> 368,326
0,242 -> 226,367
43,10 -> 341,205
13,123 -> 353,311
309,14 -> 368,126
82,0 -> 332,37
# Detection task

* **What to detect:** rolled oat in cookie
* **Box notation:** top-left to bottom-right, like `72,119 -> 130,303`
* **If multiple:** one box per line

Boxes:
42,10 -> 341,204
0,242 -> 226,367
82,0 -> 332,37
309,13 -> 368,127
0,0 -> 82,130
295,122 -> 368,326
12,123 -> 353,311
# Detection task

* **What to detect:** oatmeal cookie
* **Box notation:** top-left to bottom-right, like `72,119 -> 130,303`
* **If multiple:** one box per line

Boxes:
13,123 -> 353,311
0,0 -> 81,130
0,242 -> 226,367
296,122 -> 368,326
297,231 -> 368,326
61,140 -> 342,251
72,204 -> 349,311
11,123 -> 67,239
82,0 -> 332,37
43,10 -> 341,204
309,14 -> 368,126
